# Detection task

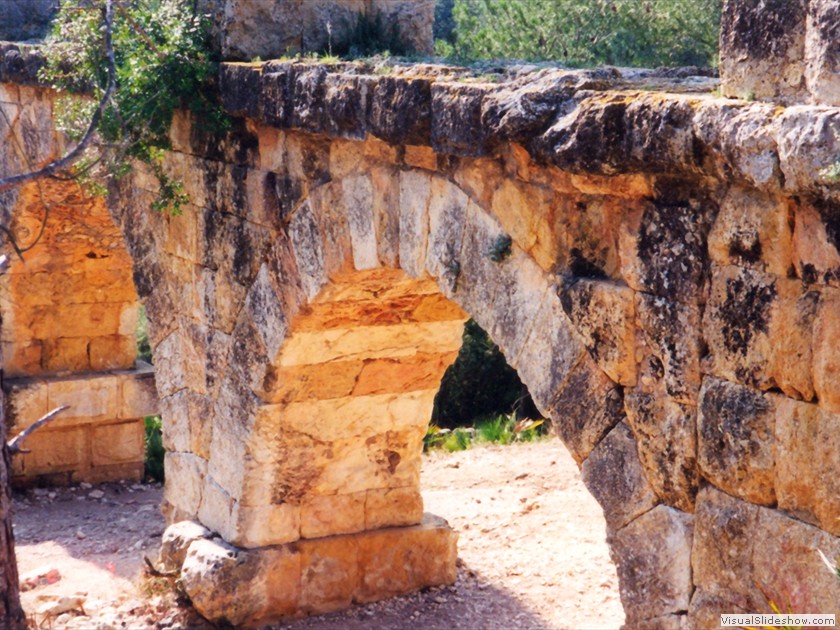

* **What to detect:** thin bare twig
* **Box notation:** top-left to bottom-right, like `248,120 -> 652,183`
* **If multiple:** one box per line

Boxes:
7,406 -> 70,455
0,0 -> 117,194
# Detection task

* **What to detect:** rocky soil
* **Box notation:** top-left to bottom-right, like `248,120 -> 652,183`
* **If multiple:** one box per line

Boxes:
12,440 -> 624,629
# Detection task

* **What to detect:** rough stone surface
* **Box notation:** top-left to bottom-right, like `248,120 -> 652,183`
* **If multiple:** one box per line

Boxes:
200,0 -> 434,62
690,486 -> 840,626
697,378 -> 777,506
179,514 -> 457,625
159,521 -> 212,572
609,505 -> 693,623
581,423 -> 659,532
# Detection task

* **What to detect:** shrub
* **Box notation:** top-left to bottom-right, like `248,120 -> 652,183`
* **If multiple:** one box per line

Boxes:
432,320 -> 538,429
444,0 -> 722,68
144,415 -> 164,482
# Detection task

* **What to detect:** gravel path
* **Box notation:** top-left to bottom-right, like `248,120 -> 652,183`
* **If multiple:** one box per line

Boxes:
13,439 -> 624,629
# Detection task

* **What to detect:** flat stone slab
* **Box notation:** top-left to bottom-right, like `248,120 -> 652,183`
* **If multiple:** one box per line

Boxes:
166,513 -> 458,626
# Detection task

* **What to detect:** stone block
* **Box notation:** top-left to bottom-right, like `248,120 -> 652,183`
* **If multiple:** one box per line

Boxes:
404,145 -> 437,171
369,76 -> 432,146
278,321 -> 464,366
178,514 -> 454,626
609,505 -> 693,622
91,420 -> 144,466
489,178 -> 556,268
364,486 -> 424,530
636,293 -> 701,404
47,375 -> 119,424
625,358 -> 699,512
288,200 -> 327,301
515,289 -> 585,415
2,341 -> 42,377
355,513 -> 458,604
425,176 -> 469,298
772,286 -> 819,401
775,397 -> 840,536
89,335 -> 136,371
708,187 -> 793,276
690,486 -> 763,608
619,199 -> 713,303
196,477 -> 233,539
719,0 -> 808,103
118,366 -> 159,419
560,278 -> 637,387
268,361 -> 362,403
163,453 -> 208,522
431,83 -> 490,157
752,505 -> 840,616
398,170 -> 432,279
581,422 -> 659,532
813,287 -> 840,412
27,427 -> 86,474
546,354 -> 624,465
153,324 -> 208,398
159,521 -> 211,573
701,265 -> 778,390
232,502 -> 302,548
484,249 -> 549,365
301,492 -> 366,540
370,166 -> 400,268
40,337 -> 90,374
697,377 -> 777,505
181,537 -> 301,627
793,201 -> 840,288
4,379 -> 48,432
342,174 -> 378,271
805,0 -> 840,106
28,302 -> 123,339
299,536 -> 360,615
352,353 -> 458,398
450,201 -> 506,325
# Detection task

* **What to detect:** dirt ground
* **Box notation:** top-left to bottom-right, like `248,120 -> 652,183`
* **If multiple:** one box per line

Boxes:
12,440 -> 624,629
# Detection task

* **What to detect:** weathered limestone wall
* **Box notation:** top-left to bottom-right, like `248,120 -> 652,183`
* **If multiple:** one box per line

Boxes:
721,0 -> 840,105
103,59 -> 840,626
0,77 -> 158,485
197,0 -> 435,61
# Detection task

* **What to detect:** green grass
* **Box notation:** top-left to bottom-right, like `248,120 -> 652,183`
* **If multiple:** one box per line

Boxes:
425,413 -> 548,453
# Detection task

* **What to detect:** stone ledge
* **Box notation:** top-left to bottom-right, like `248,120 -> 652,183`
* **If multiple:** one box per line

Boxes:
164,513 -> 458,626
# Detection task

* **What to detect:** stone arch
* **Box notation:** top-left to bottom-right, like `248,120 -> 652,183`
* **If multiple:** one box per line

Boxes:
189,170 -> 591,550
108,112 -> 709,624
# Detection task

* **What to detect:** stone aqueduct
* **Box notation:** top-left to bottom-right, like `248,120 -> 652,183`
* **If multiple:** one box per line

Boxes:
2,0 -> 840,627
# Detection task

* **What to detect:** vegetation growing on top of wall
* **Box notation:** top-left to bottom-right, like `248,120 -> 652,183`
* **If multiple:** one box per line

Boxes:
435,0 -> 722,68
39,0 -> 229,214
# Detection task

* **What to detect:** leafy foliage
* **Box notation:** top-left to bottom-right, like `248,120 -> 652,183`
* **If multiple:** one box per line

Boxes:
424,414 -> 547,452
445,0 -> 722,67
432,320 -> 537,429
144,415 -> 164,482
327,10 -> 408,58
40,0 -> 229,214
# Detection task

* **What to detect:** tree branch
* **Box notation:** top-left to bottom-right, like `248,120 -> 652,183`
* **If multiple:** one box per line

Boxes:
7,406 -> 70,455
0,0 -> 117,194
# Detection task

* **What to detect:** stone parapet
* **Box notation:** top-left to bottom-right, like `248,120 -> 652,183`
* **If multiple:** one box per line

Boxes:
720,0 -> 840,106
161,513 -> 457,626
4,363 -> 158,485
